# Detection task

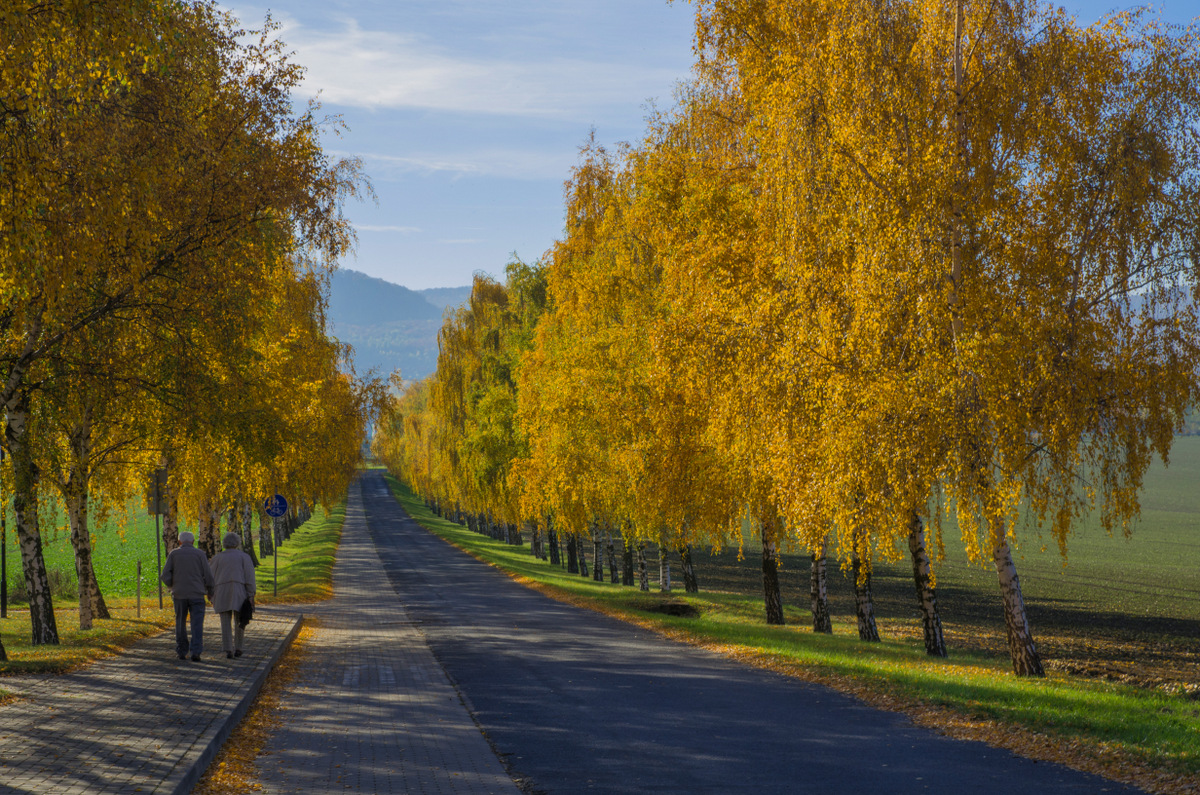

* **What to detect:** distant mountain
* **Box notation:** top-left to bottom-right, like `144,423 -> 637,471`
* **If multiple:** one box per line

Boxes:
327,269 -> 469,381
328,269 -> 443,325
418,286 -> 473,314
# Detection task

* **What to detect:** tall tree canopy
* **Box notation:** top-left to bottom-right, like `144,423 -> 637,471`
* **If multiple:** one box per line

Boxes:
0,1 -> 377,645
376,0 -> 1200,676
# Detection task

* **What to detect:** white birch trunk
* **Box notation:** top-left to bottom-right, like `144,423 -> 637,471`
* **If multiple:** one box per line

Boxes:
197,501 -> 219,558
5,392 -> 59,644
993,529 -> 1044,676
162,465 -> 179,552
62,417 -> 106,628
592,525 -> 604,582
65,467 -> 107,627
679,544 -> 698,593
761,515 -> 784,625
606,527 -> 618,584
809,539 -> 832,634
908,512 -> 946,656
658,543 -> 672,592
850,551 -> 880,642
259,506 -> 274,557
240,502 -> 259,567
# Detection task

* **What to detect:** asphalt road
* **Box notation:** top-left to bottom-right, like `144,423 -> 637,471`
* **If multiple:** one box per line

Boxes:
359,470 -> 1143,795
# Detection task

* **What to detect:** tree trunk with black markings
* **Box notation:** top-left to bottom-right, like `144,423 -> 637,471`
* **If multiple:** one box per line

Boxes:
679,544 -> 698,593
995,529 -> 1044,676
7,391 -> 59,644
908,512 -> 945,656
810,543 -> 831,634
851,550 -> 880,642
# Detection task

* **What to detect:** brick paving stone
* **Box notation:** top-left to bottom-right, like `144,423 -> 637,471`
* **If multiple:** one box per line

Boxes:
254,479 -> 521,795
0,609 -> 299,795
0,475 -> 519,795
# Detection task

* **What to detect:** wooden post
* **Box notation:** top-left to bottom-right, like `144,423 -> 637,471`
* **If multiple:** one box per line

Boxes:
1,447 -> 6,620
155,471 -> 163,609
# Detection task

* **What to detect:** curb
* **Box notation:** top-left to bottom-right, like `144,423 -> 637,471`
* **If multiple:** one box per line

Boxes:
158,614 -> 303,795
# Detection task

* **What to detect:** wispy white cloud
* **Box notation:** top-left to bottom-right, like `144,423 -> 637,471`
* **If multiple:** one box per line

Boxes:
348,150 -> 573,182
354,224 -> 421,233
272,15 -> 681,118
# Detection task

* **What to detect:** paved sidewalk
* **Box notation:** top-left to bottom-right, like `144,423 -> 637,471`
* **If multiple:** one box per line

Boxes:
0,611 -> 300,795
254,479 -> 521,794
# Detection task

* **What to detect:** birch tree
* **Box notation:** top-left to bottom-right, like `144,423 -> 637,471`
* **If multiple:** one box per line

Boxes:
1,2 -> 362,643
693,0 -> 1200,672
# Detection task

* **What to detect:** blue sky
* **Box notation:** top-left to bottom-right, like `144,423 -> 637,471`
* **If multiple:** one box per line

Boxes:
223,1 -> 1197,290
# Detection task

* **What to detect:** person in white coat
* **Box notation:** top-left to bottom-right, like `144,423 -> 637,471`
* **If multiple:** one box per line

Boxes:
210,531 -> 256,659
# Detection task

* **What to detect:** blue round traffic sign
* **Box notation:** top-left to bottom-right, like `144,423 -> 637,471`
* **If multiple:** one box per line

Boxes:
265,494 -> 288,518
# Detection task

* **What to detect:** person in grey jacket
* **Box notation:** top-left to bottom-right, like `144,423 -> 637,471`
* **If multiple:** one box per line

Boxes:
210,531 -> 256,659
160,531 -> 214,661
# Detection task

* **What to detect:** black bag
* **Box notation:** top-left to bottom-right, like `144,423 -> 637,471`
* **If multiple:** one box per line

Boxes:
238,596 -> 254,628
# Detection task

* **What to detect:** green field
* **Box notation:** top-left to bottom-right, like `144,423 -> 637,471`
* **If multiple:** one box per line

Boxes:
0,500 -> 344,675
601,437 -> 1200,687
0,500 -> 348,605
746,437 -> 1200,688
0,501 -> 173,604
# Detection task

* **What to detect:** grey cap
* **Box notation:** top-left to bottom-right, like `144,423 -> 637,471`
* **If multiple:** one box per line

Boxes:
223,531 -> 241,549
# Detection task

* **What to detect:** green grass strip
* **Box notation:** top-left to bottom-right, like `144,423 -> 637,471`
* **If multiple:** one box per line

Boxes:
258,502 -> 346,603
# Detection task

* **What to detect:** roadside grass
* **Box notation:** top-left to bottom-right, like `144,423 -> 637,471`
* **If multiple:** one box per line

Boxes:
0,501 -> 345,678
382,472 -> 1200,794
257,502 -> 345,604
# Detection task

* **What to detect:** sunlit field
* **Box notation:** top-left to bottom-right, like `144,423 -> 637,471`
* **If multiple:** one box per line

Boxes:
698,436 -> 1200,692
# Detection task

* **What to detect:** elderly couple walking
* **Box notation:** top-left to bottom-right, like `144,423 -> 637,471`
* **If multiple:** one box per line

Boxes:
160,531 -> 256,662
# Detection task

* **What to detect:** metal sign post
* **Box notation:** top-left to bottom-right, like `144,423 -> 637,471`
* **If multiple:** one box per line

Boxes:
147,468 -> 168,609
1,447 -> 6,620
265,494 -> 288,597
153,468 -> 167,609
1,510 -> 6,620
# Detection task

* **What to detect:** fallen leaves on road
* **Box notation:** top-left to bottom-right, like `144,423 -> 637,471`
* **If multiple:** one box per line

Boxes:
192,621 -> 317,795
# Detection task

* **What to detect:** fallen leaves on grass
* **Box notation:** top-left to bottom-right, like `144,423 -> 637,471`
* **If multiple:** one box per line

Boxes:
0,601 -> 174,675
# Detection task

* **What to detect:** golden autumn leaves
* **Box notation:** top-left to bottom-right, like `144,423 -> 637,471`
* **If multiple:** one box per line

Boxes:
0,2 -> 379,646
378,0 -> 1200,677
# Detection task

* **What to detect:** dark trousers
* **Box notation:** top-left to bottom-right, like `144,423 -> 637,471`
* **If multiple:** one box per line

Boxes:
173,597 -> 206,658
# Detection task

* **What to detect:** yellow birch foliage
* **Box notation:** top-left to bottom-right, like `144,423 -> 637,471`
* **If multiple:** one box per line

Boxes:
693,0 -> 1200,567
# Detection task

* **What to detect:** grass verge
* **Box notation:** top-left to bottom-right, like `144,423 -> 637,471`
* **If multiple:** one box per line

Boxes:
382,473 -> 1200,795
0,599 -> 173,677
256,503 -> 346,604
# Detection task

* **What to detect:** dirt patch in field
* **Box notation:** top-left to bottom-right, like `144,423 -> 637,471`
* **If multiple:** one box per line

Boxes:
642,600 -> 701,618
